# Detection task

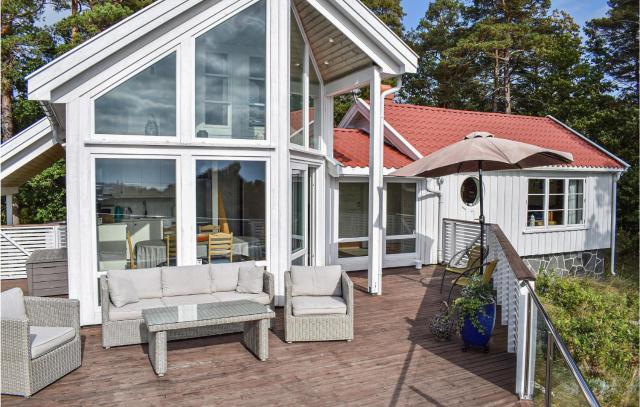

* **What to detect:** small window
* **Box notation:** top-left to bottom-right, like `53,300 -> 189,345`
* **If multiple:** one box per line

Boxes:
460,177 -> 480,206
527,179 -> 584,228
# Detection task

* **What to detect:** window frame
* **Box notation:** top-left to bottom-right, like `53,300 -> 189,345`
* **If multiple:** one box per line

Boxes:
90,46 -> 181,143
289,5 -> 323,151
525,177 -> 586,231
384,181 -> 418,256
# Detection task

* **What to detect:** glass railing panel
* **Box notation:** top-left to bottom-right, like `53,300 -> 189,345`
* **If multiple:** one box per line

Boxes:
550,342 -> 591,406
532,303 -> 550,404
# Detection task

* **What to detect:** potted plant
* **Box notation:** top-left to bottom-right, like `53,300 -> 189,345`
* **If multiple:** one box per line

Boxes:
451,274 -> 496,352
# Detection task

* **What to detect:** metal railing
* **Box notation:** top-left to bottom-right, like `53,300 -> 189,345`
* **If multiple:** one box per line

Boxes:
442,218 -> 600,405
523,280 -> 600,406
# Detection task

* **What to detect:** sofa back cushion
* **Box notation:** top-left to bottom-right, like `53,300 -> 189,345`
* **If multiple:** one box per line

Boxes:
108,268 -> 162,299
0,287 -> 26,320
236,265 -> 264,294
211,261 -> 255,292
162,265 -> 211,297
108,274 -> 140,307
290,265 -> 342,297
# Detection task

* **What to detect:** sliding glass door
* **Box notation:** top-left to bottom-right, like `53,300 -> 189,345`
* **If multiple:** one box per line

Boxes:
291,163 -> 315,266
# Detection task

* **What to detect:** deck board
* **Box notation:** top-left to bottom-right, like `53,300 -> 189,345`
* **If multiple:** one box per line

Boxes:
2,266 -> 521,406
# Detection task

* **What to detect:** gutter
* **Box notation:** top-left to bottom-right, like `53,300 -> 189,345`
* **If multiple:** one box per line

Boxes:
40,102 -> 65,146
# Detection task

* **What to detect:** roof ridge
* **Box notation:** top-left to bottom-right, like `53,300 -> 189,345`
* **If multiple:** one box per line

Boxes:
388,103 -> 548,120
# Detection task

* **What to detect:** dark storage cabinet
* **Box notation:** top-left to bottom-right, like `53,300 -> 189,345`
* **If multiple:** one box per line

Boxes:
26,249 -> 68,296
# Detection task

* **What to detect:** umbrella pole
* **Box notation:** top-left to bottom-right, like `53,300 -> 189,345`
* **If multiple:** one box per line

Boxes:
478,161 -> 485,269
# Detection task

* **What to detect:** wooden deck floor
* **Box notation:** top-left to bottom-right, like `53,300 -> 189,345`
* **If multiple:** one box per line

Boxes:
2,267 -> 520,406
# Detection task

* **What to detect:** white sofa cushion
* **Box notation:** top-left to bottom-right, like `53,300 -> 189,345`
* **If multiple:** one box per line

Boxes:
0,287 -> 26,320
108,274 -> 139,307
108,298 -> 164,321
162,265 -> 211,296
210,261 -> 255,292
161,294 -> 218,307
212,291 -> 270,305
290,265 -> 342,297
291,296 -> 346,316
108,268 -> 162,299
236,266 -> 263,294
29,326 -> 75,359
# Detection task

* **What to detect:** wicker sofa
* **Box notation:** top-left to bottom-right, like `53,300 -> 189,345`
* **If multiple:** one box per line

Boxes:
1,289 -> 81,398
284,265 -> 353,342
100,261 -> 274,348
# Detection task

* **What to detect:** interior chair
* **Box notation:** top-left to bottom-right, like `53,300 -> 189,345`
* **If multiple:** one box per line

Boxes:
208,232 -> 233,263
440,243 -> 488,294
446,259 -> 498,304
1,288 -> 81,398
199,224 -> 220,234
165,233 -> 177,265
126,230 -> 136,270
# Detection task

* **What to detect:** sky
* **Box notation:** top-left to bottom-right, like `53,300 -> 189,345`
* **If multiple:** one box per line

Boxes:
401,0 -> 610,31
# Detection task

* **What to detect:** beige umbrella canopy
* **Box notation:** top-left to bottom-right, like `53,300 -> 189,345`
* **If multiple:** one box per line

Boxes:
391,131 -> 573,267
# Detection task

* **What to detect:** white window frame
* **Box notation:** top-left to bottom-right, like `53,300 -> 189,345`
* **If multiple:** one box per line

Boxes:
384,180 -> 418,257
90,45 -> 181,143
289,5 -> 323,151
525,177 -> 586,231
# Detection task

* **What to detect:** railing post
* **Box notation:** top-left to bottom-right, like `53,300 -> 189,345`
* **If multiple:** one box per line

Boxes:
515,282 -> 530,397
545,331 -> 554,406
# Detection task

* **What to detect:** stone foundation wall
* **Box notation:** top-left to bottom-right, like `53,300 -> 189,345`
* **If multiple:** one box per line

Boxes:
523,249 -> 607,278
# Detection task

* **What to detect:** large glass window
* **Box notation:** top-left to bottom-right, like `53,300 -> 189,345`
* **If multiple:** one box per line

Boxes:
291,170 -> 305,253
95,53 -> 176,136
195,160 -> 266,263
527,179 -> 584,228
308,57 -> 321,149
95,159 -> 177,271
289,10 -> 305,146
386,183 -> 417,254
338,182 -> 368,258
195,0 -> 266,140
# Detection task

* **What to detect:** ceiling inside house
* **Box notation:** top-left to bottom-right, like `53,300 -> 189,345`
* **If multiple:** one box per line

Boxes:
293,0 -> 373,83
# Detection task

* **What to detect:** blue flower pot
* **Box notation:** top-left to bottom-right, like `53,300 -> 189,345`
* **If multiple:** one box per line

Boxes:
461,302 -> 496,351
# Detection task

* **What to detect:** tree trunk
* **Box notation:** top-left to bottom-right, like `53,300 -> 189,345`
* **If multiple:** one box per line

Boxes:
504,50 -> 512,114
71,0 -> 79,41
492,49 -> 499,112
1,79 -> 14,142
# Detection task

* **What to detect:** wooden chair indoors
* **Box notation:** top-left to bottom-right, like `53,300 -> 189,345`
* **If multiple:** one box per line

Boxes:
165,233 -> 177,266
208,232 -> 233,263
446,259 -> 498,304
126,230 -> 136,270
199,224 -> 220,234
440,243 -> 488,294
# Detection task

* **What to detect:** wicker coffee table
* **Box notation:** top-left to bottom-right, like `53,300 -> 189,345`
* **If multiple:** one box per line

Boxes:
142,300 -> 275,376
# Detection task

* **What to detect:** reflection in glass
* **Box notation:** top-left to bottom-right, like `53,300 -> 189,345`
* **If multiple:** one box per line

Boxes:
387,183 -> 416,236
289,11 -> 305,146
195,0 -> 266,139
95,53 -> 176,136
386,239 -> 416,255
338,241 -> 368,258
339,183 -> 368,239
95,159 -> 176,271
291,170 -> 304,253
195,160 -> 266,263
308,57 -> 321,149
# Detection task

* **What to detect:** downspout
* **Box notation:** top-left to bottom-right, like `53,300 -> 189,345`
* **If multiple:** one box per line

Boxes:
610,173 -> 620,276
426,178 -> 444,263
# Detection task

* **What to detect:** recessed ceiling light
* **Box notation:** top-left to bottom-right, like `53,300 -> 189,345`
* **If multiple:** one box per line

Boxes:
329,38 -> 334,43
324,61 -> 330,65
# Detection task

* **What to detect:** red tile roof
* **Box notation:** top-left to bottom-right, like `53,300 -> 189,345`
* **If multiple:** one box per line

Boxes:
378,103 -> 624,169
333,128 -> 412,169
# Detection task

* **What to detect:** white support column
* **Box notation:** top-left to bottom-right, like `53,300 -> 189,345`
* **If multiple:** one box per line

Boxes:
5,194 -> 14,225
367,66 -> 383,294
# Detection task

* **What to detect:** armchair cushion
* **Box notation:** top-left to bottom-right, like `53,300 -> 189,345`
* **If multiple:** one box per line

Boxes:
162,265 -> 211,296
290,265 -> 342,297
29,326 -> 75,359
0,288 -> 26,320
236,266 -> 263,294
212,291 -> 270,305
107,274 -> 139,307
211,261 -> 255,292
108,268 -> 161,299
291,296 -> 346,316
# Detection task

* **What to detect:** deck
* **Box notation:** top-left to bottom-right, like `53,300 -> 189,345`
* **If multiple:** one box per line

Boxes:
2,266 -> 520,406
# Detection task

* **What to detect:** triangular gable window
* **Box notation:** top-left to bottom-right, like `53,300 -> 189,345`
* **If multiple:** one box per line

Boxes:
95,52 -> 177,136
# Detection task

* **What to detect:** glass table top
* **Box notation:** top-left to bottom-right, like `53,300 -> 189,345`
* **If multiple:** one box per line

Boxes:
142,300 -> 272,326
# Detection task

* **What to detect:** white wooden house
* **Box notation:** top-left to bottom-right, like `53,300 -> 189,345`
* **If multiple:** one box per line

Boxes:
14,0 -> 418,325
1,0 -> 627,329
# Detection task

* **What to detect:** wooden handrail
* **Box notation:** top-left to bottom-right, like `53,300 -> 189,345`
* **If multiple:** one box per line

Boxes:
488,224 -> 536,281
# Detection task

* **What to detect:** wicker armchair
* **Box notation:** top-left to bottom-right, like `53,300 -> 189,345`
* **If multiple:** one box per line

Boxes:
1,295 -> 81,398
284,266 -> 354,343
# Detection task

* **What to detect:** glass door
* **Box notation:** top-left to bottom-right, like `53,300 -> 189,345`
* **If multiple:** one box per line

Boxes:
291,163 -> 312,266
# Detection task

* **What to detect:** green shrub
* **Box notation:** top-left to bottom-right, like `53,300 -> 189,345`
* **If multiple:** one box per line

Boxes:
537,271 -> 639,406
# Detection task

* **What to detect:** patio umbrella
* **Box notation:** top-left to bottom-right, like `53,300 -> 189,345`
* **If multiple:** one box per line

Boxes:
391,131 -> 573,266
